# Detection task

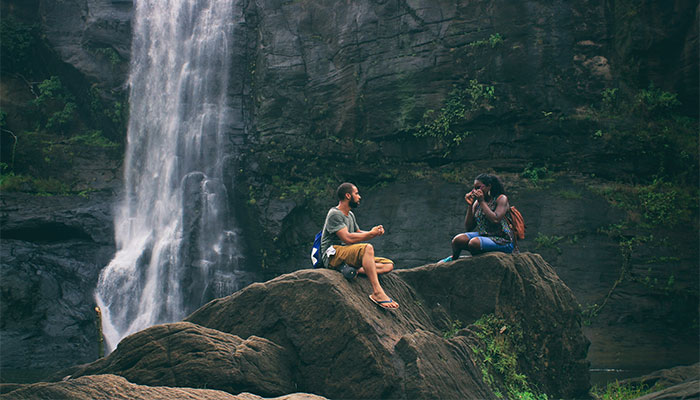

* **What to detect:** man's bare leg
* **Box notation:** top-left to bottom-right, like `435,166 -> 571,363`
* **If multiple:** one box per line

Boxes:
362,244 -> 399,308
358,262 -> 393,275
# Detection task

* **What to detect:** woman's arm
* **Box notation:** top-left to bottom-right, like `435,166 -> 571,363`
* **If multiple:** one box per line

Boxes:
477,194 -> 509,223
464,195 -> 477,231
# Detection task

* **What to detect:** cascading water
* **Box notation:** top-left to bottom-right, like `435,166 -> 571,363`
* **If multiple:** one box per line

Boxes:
95,0 -> 242,352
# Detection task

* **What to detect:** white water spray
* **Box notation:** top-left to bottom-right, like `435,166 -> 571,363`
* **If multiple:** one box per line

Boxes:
96,0 -> 241,352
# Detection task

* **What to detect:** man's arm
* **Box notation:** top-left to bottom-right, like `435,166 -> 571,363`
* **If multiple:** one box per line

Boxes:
336,225 -> 384,244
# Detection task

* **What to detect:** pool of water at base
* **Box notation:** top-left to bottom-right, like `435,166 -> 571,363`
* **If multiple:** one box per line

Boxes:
589,368 -> 654,388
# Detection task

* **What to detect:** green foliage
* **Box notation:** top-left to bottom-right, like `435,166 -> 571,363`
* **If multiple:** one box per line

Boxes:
635,84 -> 681,116
32,76 -> 78,134
471,314 -> 547,400
591,179 -> 695,229
93,47 -> 122,66
414,80 -> 496,154
0,172 -> 69,195
0,18 -> 38,73
442,319 -> 463,339
67,130 -> 119,148
521,164 -> 553,188
558,189 -> 582,200
277,175 -> 335,203
534,233 -> 564,253
601,88 -> 618,109
88,86 -> 127,128
469,33 -> 504,48
591,380 -> 661,400
45,102 -> 78,131
33,76 -> 73,106
583,176 -> 698,324
593,85 -> 697,183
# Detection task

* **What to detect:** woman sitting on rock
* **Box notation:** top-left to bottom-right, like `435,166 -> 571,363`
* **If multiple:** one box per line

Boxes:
439,173 -> 514,262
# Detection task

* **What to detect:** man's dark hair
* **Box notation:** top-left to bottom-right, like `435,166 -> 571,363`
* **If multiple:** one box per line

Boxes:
475,173 -> 506,199
337,182 -> 355,200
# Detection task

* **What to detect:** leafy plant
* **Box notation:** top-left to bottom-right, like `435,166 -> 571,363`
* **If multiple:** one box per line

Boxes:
471,314 -> 547,400
67,130 -> 119,148
521,164 -> 553,187
414,79 -> 496,154
94,47 -> 122,66
0,18 -> 38,73
635,84 -> 680,116
442,319 -> 463,339
601,88 -> 618,109
32,76 -> 77,134
534,233 -> 564,253
591,380 -> 661,400
469,33 -> 504,48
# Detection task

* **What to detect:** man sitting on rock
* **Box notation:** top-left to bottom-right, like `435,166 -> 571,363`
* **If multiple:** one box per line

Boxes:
320,182 -> 399,309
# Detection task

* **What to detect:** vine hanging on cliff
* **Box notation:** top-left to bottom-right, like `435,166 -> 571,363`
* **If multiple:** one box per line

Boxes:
414,79 -> 496,155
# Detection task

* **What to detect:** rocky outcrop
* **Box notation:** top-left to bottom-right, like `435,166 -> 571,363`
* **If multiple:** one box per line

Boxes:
37,0 -> 132,87
68,322 -> 296,397
0,374 -> 327,400
46,253 -> 588,399
619,363 -> 700,400
0,192 -> 116,372
184,252 -> 588,399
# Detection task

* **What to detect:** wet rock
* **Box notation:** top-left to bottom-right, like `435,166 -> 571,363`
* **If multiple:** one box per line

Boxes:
0,374 -> 327,400
0,192 -> 116,372
38,0 -> 132,86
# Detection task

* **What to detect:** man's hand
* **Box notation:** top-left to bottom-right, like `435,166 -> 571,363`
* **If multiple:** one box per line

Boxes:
370,225 -> 385,237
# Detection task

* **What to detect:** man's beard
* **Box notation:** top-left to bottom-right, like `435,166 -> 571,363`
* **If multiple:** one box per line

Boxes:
349,200 -> 359,209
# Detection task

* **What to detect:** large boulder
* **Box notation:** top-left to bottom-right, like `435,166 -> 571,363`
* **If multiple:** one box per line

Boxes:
45,253 -> 586,398
0,374 -> 327,400
618,363 -> 700,400
183,252 -> 589,399
68,322 -> 296,397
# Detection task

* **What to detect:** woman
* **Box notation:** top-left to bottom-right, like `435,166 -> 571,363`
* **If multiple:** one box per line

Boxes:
439,173 -> 514,262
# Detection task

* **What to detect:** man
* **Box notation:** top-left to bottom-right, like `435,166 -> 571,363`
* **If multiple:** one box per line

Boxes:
320,182 -> 399,309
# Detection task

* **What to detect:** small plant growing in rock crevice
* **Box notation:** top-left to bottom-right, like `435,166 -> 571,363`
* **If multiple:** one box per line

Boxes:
521,164 -> 553,188
470,314 -> 548,400
590,379 -> 662,400
442,318 -> 463,339
414,79 -> 496,155
534,233 -> 564,254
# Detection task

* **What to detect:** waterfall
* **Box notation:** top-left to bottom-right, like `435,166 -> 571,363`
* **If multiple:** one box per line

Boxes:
95,0 -> 241,352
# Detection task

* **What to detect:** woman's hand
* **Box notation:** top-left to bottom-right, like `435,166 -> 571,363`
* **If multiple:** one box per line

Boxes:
465,191 -> 476,204
474,188 -> 485,201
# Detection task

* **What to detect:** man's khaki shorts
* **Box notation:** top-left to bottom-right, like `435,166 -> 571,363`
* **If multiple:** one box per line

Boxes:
328,243 -> 393,269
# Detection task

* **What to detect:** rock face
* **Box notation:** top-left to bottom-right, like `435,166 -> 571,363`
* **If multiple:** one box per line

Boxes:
1,0 -> 697,381
44,253 -> 588,399
0,374 -> 328,400
0,192 -> 116,373
37,0 -> 132,87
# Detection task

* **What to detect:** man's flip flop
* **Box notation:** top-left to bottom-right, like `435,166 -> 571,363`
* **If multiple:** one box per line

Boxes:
369,294 -> 399,309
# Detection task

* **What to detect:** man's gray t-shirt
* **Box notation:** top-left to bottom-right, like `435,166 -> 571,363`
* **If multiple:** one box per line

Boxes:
320,207 -> 360,267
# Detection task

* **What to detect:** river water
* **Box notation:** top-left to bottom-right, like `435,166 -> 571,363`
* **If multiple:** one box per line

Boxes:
95,0 -> 242,352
